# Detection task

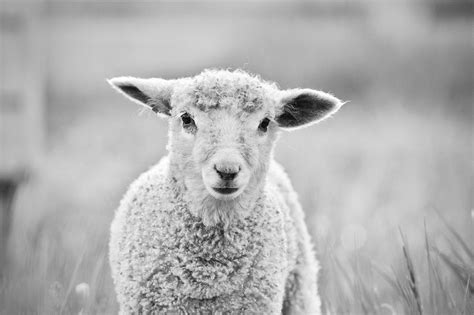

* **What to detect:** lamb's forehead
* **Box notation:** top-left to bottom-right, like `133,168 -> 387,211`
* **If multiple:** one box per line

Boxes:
172,70 -> 278,114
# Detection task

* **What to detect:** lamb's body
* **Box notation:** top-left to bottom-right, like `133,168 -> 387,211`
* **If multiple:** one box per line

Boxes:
110,156 -> 319,314
108,69 -> 343,314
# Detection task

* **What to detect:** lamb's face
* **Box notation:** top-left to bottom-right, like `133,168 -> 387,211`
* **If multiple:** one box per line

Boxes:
168,87 -> 279,200
108,69 -> 343,224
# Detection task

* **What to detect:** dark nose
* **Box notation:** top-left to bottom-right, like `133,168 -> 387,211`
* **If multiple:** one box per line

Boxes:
214,165 -> 240,181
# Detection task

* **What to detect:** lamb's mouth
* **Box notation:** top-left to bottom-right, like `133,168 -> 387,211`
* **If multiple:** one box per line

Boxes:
212,187 -> 239,195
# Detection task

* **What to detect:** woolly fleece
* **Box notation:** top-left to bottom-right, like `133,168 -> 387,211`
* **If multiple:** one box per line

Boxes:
108,69 -> 338,314
110,158 -> 320,314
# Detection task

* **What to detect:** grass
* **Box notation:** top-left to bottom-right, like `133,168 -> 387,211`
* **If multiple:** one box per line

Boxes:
1,1 -> 472,314
2,208 -> 471,314
318,217 -> 473,315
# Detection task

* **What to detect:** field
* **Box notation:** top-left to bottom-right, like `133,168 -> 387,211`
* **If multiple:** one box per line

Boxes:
0,2 -> 472,314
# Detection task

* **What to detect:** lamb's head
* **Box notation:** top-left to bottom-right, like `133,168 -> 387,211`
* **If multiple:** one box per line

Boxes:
108,69 -> 343,226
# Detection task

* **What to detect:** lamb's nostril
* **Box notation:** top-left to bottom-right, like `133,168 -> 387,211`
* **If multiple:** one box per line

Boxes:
220,171 -> 238,181
214,165 -> 239,181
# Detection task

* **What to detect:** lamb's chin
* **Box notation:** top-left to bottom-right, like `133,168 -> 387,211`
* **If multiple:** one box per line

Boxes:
199,196 -> 241,228
194,188 -> 252,228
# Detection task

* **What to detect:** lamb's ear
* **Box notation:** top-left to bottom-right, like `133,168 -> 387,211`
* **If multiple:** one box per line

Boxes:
107,76 -> 175,116
276,88 -> 344,129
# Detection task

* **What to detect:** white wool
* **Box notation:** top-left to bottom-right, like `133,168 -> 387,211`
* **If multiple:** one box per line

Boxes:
108,69 -> 342,314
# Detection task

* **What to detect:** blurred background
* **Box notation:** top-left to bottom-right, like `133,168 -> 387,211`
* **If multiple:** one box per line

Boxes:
0,0 -> 472,314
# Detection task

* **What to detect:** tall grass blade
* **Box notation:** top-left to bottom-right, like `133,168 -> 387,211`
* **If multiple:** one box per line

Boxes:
461,275 -> 471,315
59,247 -> 86,315
432,247 -> 474,294
399,228 -> 423,315
88,247 -> 107,313
424,220 -> 435,314
434,209 -> 474,261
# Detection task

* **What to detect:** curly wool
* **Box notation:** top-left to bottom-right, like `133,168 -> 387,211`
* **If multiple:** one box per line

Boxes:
109,157 -> 320,314
191,69 -> 277,113
108,69 -> 328,314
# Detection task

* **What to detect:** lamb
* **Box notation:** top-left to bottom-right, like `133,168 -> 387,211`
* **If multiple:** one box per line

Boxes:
108,69 -> 343,314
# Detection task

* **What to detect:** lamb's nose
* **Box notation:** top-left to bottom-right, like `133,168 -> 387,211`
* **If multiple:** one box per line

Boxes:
214,164 -> 240,181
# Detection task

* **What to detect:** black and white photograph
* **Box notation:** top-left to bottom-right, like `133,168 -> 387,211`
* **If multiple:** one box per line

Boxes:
0,1 -> 472,314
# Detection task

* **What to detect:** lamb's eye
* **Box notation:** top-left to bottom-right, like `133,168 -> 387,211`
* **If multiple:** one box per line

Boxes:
180,113 -> 196,132
258,118 -> 271,132
181,113 -> 192,125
